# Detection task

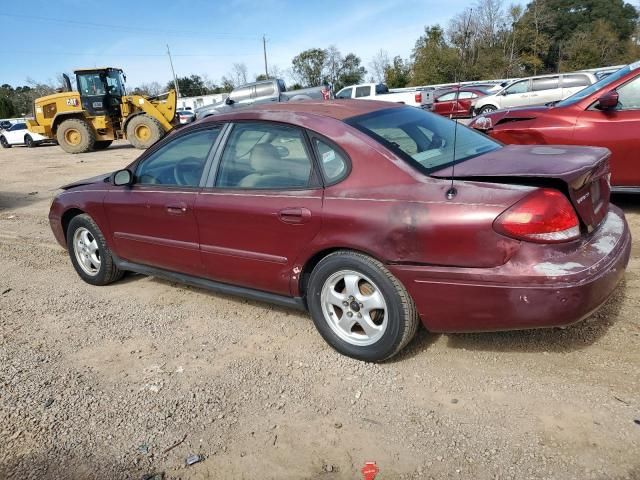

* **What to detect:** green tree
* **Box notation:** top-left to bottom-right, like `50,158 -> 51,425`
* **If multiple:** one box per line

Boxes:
292,48 -> 327,87
384,56 -> 411,88
335,53 -> 366,90
412,26 -> 459,85
0,96 -> 16,118
166,75 -> 209,97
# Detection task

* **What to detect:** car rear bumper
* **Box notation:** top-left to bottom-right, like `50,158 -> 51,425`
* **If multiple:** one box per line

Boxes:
389,206 -> 631,332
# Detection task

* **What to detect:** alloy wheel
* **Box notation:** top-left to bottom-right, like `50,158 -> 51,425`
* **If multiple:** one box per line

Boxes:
73,227 -> 101,276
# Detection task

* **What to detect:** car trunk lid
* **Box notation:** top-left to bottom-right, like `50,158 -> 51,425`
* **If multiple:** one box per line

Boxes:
431,145 -> 611,232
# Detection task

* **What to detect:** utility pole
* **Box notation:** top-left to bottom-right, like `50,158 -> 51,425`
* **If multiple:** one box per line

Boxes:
263,34 -> 269,78
167,44 -> 180,98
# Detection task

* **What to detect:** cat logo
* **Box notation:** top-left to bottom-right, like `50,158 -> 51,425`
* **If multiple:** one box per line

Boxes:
66,98 -> 79,107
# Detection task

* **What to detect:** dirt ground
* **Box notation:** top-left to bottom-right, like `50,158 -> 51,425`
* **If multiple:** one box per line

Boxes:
0,141 -> 638,480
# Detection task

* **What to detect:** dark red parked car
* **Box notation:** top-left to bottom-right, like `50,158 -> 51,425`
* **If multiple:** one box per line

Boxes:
468,62 -> 640,190
49,100 -> 631,361
430,87 -> 489,118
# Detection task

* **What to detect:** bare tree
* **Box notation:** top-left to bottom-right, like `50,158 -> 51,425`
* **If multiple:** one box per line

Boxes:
231,63 -> 248,86
368,49 -> 390,83
324,45 -> 343,87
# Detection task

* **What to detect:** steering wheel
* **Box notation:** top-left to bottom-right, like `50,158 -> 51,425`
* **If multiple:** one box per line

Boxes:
138,174 -> 160,184
174,157 -> 203,186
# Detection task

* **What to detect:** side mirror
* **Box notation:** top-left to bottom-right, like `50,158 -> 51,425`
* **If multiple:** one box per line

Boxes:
112,169 -> 133,186
225,97 -> 235,105
597,90 -> 619,110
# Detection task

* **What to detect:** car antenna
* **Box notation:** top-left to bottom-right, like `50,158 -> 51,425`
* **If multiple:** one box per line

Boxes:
446,8 -> 472,201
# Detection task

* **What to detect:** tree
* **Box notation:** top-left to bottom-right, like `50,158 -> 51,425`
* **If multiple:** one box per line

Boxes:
384,56 -> 412,88
134,81 -> 164,96
369,50 -> 391,83
166,75 -> 209,97
0,97 -> 15,118
291,48 -> 327,87
336,53 -> 366,90
231,63 -> 248,86
412,26 -> 459,85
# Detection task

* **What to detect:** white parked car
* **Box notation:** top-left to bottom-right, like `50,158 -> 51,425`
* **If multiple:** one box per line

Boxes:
176,109 -> 196,124
0,122 -> 49,148
335,83 -> 431,108
473,72 -> 597,115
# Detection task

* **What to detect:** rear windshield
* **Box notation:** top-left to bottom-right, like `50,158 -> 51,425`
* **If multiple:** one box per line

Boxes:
346,107 -> 501,173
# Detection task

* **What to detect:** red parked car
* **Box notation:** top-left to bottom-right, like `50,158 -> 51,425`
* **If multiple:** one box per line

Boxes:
49,100 -> 631,361
430,88 -> 489,118
468,62 -> 640,190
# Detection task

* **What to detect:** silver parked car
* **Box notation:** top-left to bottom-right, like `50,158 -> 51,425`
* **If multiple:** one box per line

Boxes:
473,72 -> 597,114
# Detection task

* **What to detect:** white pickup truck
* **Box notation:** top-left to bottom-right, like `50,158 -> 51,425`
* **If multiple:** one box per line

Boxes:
335,83 -> 431,108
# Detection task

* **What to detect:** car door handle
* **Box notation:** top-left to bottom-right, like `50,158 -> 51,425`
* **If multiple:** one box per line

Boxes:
166,203 -> 188,214
278,207 -> 312,224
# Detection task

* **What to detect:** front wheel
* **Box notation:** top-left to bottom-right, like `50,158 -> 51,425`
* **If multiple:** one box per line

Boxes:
478,104 -> 497,114
24,135 -> 36,148
66,214 -> 124,286
126,115 -> 164,149
307,251 -> 419,362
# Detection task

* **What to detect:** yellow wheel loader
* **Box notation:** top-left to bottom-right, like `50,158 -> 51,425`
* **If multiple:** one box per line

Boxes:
26,68 -> 177,153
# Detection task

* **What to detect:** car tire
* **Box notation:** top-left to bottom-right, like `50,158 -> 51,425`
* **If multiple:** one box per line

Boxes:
24,135 -> 36,148
478,105 -> 497,114
307,251 -> 419,362
66,214 -> 124,286
56,118 -> 96,154
0,136 -> 10,148
93,140 -> 113,150
126,115 -> 163,149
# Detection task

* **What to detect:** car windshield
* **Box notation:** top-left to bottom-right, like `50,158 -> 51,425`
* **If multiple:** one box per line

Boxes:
346,106 -> 501,173
556,64 -> 635,107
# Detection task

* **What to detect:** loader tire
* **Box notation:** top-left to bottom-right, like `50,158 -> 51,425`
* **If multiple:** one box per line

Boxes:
56,118 -> 95,154
126,115 -> 164,149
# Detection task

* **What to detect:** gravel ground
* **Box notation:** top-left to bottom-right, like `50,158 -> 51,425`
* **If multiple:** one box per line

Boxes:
0,141 -> 639,480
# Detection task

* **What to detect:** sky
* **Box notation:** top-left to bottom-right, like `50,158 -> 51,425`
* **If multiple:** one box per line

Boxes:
0,0 -> 527,89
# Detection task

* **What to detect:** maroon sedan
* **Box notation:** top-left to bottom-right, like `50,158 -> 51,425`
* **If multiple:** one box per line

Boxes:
49,100 -> 631,361
431,88 -> 489,118
468,62 -> 640,190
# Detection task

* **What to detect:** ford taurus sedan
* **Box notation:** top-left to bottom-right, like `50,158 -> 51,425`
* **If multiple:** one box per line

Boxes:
49,100 -> 631,361
469,62 -> 640,191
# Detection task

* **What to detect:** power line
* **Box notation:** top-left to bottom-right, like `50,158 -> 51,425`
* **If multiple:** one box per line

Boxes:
0,50 -> 262,58
0,13 -> 261,40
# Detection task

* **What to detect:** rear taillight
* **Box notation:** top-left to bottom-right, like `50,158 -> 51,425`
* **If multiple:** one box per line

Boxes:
415,92 -> 422,103
493,189 -> 580,243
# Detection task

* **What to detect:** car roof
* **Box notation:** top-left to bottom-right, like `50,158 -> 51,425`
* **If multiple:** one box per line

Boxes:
202,99 -> 404,122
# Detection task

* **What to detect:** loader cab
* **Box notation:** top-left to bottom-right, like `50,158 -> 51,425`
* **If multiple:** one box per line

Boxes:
74,67 -> 126,117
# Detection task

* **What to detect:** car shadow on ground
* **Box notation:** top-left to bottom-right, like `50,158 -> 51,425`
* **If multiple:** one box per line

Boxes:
612,192 -> 640,214
0,191 -> 42,211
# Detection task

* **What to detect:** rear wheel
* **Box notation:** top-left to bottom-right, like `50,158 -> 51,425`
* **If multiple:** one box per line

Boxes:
478,104 -> 497,114
93,140 -> 113,150
307,251 -> 419,362
24,134 -> 36,148
56,118 -> 95,154
66,214 -> 124,286
0,136 -> 10,148
126,115 -> 164,149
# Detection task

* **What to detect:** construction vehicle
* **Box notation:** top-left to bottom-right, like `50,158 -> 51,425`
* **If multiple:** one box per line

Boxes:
26,67 -> 177,153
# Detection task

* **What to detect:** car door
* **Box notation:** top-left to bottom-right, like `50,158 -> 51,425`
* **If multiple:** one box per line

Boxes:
104,125 -> 222,276
499,79 -> 531,108
432,92 -> 456,116
252,82 -> 277,104
195,121 -> 323,295
6,123 -> 27,144
529,76 -> 560,105
573,74 -> 640,186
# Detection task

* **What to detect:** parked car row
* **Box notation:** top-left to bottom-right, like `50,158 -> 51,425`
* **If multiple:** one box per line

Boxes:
334,83 -> 432,108
470,61 -> 640,190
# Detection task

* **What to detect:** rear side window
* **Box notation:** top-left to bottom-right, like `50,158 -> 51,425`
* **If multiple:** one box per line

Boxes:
532,77 -> 559,91
355,86 -> 371,98
562,74 -> 591,88
216,123 -> 314,189
375,84 -> 389,94
255,82 -> 276,97
313,138 -> 349,184
230,86 -> 253,102
336,88 -> 352,99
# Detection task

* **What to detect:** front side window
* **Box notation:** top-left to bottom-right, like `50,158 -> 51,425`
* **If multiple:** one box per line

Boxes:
437,92 -> 456,102
11,124 -> 27,131
78,74 -> 105,96
346,106 -> 501,173
532,77 -> 559,91
336,88 -> 352,99
216,123 -> 314,189
616,76 -> 640,110
105,71 -> 125,96
136,128 -> 220,187
355,86 -> 371,98
504,80 -> 529,95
